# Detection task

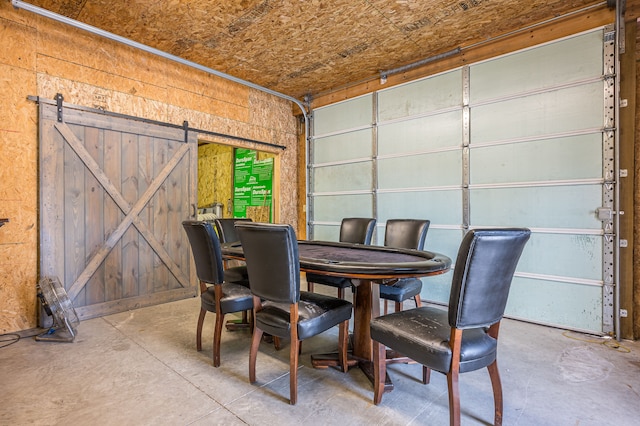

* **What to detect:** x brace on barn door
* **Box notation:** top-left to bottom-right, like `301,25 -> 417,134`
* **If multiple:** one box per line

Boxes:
53,123 -> 192,300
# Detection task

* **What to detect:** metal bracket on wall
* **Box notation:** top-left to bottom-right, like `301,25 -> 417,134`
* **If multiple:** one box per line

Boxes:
55,93 -> 63,122
461,66 -> 470,232
602,25 -> 617,336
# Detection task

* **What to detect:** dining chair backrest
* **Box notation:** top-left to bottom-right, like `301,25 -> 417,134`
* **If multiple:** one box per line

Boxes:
339,217 -> 376,245
214,218 -> 253,243
449,228 -> 531,329
236,222 -> 301,304
384,219 -> 430,250
182,220 -> 224,285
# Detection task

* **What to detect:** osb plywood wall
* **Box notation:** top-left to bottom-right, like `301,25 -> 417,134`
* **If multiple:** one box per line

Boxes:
0,1 -> 298,333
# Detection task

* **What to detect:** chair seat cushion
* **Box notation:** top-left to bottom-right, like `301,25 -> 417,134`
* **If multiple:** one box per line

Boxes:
379,277 -> 422,302
370,306 -> 497,374
256,291 -> 353,340
305,273 -> 353,289
224,265 -> 250,288
201,282 -> 253,315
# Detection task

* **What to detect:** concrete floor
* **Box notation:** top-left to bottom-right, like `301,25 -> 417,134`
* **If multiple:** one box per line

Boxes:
2,294 -> 640,426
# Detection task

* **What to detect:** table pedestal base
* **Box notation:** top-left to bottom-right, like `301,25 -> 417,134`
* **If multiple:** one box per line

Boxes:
225,320 -> 251,331
225,311 -> 251,331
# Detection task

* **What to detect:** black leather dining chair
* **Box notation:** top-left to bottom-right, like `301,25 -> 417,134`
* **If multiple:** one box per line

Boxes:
370,228 -> 531,426
214,217 -> 252,243
236,222 -> 353,405
182,220 -> 254,367
214,218 -> 253,330
213,218 -> 252,286
306,217 -> 376,298
379,219 -> 430,314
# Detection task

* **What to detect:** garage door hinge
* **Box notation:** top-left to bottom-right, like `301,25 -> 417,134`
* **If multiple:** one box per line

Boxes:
596,207 -> 623,220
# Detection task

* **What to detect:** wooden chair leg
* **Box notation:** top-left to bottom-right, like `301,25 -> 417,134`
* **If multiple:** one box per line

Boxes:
488,360 -> 504,426
447,370 -> 461,426
290,339 -> 299,405
372,340 -> 386,405
196,308 -> 206,351
308,282 -> 314,292
338,320 -> 349,372
213,312 -> 224,367
383,300 -> 389,315
337,287 -> 344,299
249,327 -> 263,383
422,366 -> 431,384
394,301 -> 401,312
414,295 -> 422,307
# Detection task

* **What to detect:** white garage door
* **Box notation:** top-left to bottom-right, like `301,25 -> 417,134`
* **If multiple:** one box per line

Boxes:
309,27 -> 616,334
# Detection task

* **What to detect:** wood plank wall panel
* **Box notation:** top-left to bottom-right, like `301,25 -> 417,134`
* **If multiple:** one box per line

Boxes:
120,132 -> 139,298
83,126 -> 106,306
0,1 -> 298,332
103,129 -> 122,302
166,141 -> 185,291
138,135 -> 154,298
152,137 -> 169,294
64,124 -> 87,304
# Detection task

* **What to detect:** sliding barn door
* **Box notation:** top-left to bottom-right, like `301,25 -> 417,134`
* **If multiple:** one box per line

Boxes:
39,99 -> 197,321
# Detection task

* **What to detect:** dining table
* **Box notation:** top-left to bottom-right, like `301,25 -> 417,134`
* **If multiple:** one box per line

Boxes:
221,239 -> 452,392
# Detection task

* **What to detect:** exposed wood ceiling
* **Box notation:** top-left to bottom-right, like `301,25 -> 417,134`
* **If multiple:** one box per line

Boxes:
23,0 -> 608,101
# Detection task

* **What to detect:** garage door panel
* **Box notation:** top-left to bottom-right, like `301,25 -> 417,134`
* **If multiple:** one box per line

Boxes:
314,129 -> 372,163
421,228 -> 463,261
313,162 -> 373,192
378,151 -> 461,189
378,69 -> 462,121
470,31 -> 604,103
378,110 -> 462,155
312,224 -> 340,242
313,95 -> 372,134
419,270 -> 455,305
507,277 -> 603,332
312,194 -> 373,223
377,191 -> 462,225
471,82 -> 604,144
470,134 -> 602,184
518,233 -> 602,280
470,185 -> 602,229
